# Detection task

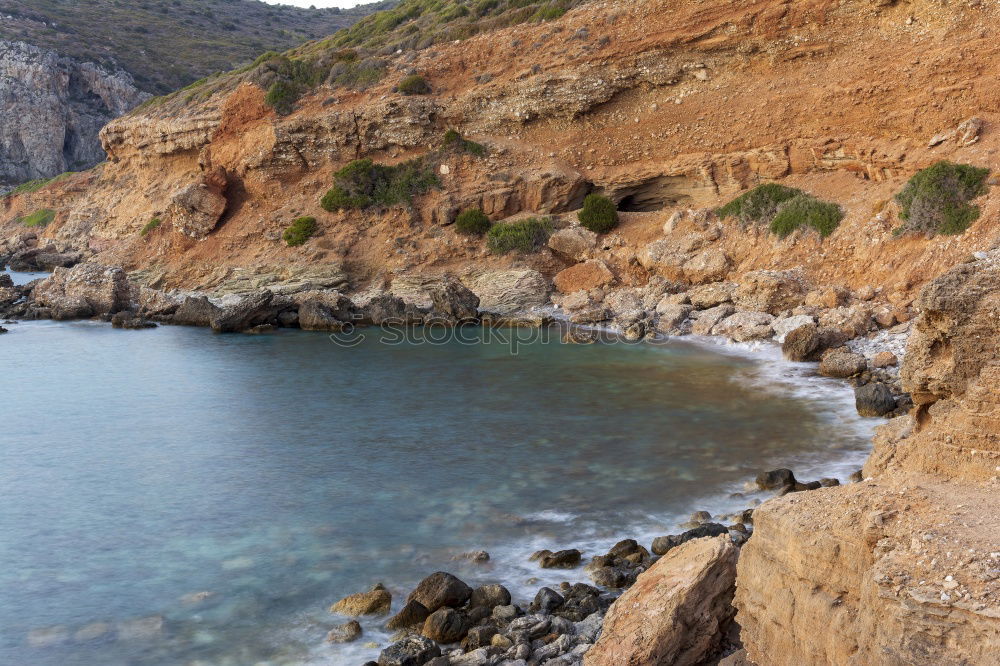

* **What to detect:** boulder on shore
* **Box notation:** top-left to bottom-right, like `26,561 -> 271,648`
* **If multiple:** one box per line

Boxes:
407,572 -> 472,613
855,382 -> 896,417
585,535 -> 739,666
378,635 -> 441,666
32,263 -> 130,320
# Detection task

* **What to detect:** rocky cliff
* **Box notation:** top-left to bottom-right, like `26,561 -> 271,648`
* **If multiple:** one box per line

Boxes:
0,0 -> 392,191
0,40 -> 147,190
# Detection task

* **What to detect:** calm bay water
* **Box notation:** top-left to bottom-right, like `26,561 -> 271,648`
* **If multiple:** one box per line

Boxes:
0,271 -> 874,664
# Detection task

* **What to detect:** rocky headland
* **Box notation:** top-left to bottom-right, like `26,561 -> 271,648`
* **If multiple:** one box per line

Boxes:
3,0 -> 999,663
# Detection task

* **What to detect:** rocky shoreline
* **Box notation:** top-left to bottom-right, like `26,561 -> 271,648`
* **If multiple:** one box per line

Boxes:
2,224 -> 915,666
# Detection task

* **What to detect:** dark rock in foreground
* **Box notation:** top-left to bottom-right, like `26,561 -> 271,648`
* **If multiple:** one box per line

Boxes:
855,382 -> 896,416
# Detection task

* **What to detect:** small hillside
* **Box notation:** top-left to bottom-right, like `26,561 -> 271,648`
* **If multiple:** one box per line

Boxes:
0,0 -> 397,93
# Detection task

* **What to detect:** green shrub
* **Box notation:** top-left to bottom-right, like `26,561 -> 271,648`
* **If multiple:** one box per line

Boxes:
320,157 -> 439,211
717,184 -> 802,225
486,217 -> 552,254
140,217 -> 162,236
398,74 -> 430,95
455,208 -> 491,235
443,129 -> 486,156
283,216 -> 317,246
894,161 -> 990,236
260,56 -> 325,114
769,195 -> 843,238
531,5 -> 566,21
20,208 -> 55,227
577,193 -> 618,233
265,80 -> 300,114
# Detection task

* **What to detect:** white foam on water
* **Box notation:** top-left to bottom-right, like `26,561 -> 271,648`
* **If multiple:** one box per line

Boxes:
302,328 -> 887,665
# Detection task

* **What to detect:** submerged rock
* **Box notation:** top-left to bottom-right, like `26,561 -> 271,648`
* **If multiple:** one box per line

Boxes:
330,583 -> 392,616
533,548 -> 582,569
326,619 -> 362,643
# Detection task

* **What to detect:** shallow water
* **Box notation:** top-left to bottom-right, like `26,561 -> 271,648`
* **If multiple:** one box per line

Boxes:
0,300 -> 875,665
4,269 -> 48,285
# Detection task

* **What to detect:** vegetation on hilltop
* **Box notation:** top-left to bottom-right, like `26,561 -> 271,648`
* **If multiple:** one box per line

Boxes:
139,0 -> 585,115
0,0 -> 396,93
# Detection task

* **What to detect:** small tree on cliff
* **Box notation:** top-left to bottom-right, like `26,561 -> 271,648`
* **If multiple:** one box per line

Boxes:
577,194 -> 618,234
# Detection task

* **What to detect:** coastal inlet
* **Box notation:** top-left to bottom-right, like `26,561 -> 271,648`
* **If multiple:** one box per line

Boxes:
0,321 -> 873,664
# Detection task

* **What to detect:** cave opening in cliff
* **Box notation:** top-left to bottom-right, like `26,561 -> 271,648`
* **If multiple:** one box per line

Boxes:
612,175 -> 695,212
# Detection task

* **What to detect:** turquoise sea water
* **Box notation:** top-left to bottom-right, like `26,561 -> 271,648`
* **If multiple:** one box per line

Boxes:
0,270 -> 874,664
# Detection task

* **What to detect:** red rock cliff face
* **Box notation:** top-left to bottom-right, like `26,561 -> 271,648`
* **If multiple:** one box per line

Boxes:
735,257 -> 1000,665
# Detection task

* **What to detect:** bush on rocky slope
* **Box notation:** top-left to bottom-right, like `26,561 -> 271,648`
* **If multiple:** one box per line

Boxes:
769,194 -> 843,238
577,193 -> 619,234
894,161 -> 990,236
719,184 -> 843,238
19,209 -> 55,228
487,217 -> 552,254
717,184 -> 801,225
283,216 -> 318,246
455,208 -> 491,235
398,73 -> 431,95
443,130 -> 487,156
140,217 -> 161,237
320,158 -> 439,211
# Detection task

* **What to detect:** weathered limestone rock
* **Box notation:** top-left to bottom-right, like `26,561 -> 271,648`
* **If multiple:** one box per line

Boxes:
713,311 -> 774,342
464,269 -> 550,315
656,303 -> 693,334
737,256 -> 1000,666
548,226 -> 597,261
428,276 -> 480,322
734,269 -> 808,314
421,607 -> 468,643
209,290 -> 276,332
166,171 -> 228,240
818,348 -> 867,378
386,600 -> 431,631
691,304 -> 735,336
682,248 -> 731,284
326,619 -> 362,643
32,263 -> 130,319
688,282 -> 736,309
296,291 -> 356,331
554,260 -> 614,293
586,535 -> 738,666
379,635 -> 441,666
782,323 -> 844,361
0,41 -> 148,189
172,295 -> 219,327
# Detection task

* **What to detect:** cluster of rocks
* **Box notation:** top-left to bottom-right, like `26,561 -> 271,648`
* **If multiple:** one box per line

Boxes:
325,490 -> 797,666
0,261 -> 489,334
0,232 -> 83,273
551,228 -> 912,418
329,570 -> 608,666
